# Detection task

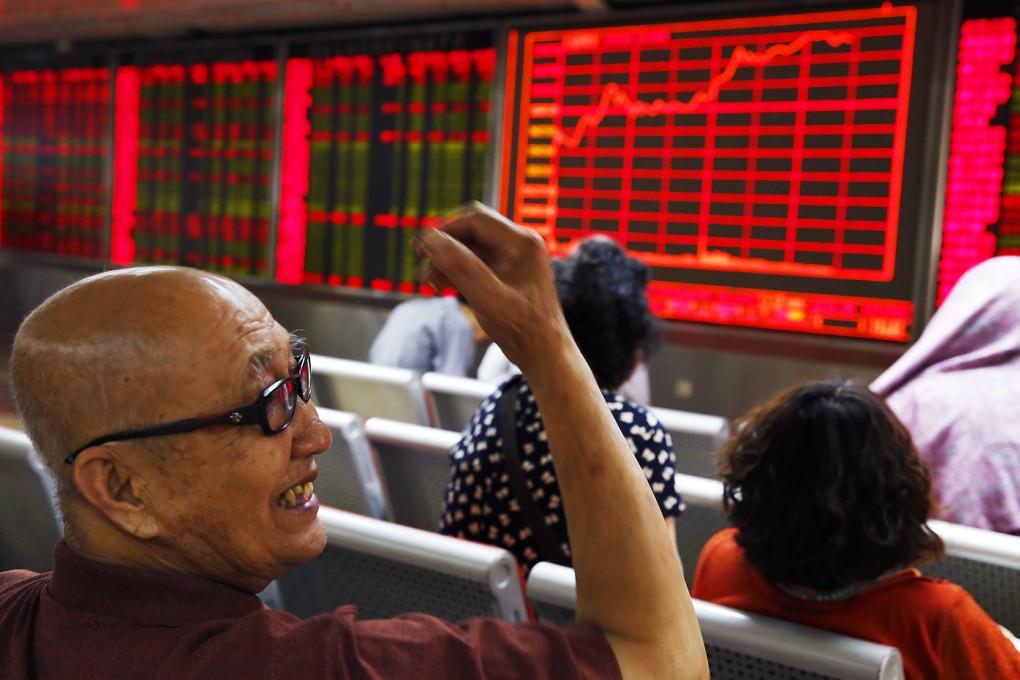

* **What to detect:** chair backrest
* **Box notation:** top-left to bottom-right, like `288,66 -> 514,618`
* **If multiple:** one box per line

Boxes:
420,371 -> 496,432
526,562 -> 904,680
363,418 -> 460,531
310,353 -> 434,426
674,473 -> 729,589
314,408 -> 389,520
0,426 -> 63,572
696,599 -> 904,680
650,406 -> 729,479
277,506 -> 529,623
923,519 -> 1020,635
676,476 -> 1020,634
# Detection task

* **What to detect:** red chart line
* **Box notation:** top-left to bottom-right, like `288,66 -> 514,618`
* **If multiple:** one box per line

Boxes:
554,29 -> 857,149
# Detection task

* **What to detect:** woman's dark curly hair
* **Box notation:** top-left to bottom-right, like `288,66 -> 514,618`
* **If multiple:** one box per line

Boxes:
555,237 -> 660,390
719,377 -> 944,592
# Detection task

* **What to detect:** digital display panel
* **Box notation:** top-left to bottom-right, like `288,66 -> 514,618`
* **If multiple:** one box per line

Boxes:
502,4 -> 944,342
111,51 -> 278,277
277,32 -> 496,292
938,14 -> 1020,304
0,65 -> 111,259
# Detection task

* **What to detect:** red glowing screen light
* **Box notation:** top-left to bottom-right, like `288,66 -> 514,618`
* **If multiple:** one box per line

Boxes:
276,37 -> 495,293
502,5 -> 928,342
0,73 -> 4,249
277,57 -> 314,285
937,17 -> 1019,304
111,66 -> 140,266
124,58 -> 279,277
0,66 -> 111,259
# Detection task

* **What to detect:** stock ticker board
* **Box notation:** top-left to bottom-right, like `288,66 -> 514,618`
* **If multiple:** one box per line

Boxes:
0,32 -> 498,294
277,33 -> 496,293
939,15 -> 1020,304
111,56 -> 279,277
25,34 -> 495,290
501,4 -> 933,341
3,6 -> 976,344
0,66 -> 111,259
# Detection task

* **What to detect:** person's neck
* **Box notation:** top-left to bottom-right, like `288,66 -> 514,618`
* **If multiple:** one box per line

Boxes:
64,517 -> 270,593
63,521 -> 165,572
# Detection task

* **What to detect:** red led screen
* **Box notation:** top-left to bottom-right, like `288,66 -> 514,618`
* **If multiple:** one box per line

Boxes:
502,4 -> 939,342
111,57 -> 278,277
938,16 -> 1020,304
0,67 -> 110,258
277,33 -> 495,292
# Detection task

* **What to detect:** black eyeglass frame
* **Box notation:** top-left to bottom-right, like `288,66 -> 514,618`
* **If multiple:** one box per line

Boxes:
65,350 -> 312,464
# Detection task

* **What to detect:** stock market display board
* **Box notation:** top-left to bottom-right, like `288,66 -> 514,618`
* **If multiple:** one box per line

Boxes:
111,52 -> 279,277
1,5 -> 963,345
939,13 -> 1020,304
0,64 -> 111,259
277,32 -> 496,292
502,3 -> 943,342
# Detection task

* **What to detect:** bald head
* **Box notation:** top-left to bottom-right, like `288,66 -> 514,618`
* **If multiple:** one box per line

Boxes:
10,266 -> 267,480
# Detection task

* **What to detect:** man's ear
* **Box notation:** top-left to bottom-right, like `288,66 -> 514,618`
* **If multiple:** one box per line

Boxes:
72,447 -> 160,539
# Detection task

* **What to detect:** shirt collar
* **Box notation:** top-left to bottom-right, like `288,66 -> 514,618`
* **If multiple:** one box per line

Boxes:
49,541 -> 267,627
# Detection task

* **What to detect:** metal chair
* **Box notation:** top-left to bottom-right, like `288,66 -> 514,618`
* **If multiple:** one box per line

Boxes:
310,353 -> 434,426
923,519 -> 1020,635
314,408 -> 389,520
526,562 -> 904,680
674,473 -> 730,589
650,406 -> 729,479
0,426 -> 63,571
420,371 -> 496,433
363,418 -> 459,531
276,506 -> 529,623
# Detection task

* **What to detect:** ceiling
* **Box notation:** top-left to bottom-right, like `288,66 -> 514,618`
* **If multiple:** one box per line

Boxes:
0,0 -> 853,50
0,0 -> 593,48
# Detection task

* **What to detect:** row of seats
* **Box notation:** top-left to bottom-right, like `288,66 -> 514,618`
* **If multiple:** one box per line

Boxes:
314,409 -> 453,530
310,353 -> 731,479
278,507 -> 905,679
303,353 -> 1020,636
310,411 -> 1020,637
525,560 -> 904,680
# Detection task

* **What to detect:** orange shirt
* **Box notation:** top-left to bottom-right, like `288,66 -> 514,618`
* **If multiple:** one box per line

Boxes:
692,528 -> 1020,680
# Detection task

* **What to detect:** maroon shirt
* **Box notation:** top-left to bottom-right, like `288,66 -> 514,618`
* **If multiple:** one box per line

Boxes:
0,541 -> 620,679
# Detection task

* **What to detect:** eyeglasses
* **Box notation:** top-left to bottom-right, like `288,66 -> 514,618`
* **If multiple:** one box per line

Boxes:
65,350 -> 312,464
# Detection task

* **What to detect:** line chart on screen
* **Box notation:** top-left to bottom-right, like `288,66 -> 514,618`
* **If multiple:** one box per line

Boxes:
502,5 -> 917,284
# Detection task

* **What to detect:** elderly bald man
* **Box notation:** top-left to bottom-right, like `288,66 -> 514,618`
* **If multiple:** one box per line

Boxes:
0,206 -> 706,679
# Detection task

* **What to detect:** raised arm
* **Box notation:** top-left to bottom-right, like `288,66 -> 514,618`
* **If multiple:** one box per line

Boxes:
415,205 -> 707,680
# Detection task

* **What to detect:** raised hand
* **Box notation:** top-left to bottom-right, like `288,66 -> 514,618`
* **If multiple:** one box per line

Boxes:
415,203 -> 571,375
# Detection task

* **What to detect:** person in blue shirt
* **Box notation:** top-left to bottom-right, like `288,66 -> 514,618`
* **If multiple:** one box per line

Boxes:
368,293 -> 488,376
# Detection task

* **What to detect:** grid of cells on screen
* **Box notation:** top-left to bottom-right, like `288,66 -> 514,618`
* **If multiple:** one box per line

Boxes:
501,4 -> 948,341
110,54 -> 279,277
0,65 -> 111,259
109,33 -> 495,289
277,32 -> 496,292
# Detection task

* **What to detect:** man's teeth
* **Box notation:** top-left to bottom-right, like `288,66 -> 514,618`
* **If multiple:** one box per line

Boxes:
276,482 -> 313,508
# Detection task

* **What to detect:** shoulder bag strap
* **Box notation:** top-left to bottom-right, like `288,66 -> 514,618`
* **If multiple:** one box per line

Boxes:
498,374 -> 571,567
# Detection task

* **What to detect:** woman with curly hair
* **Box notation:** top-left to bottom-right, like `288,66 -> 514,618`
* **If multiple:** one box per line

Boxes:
440,236 -> 682,573
691,378 -> 1020,678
